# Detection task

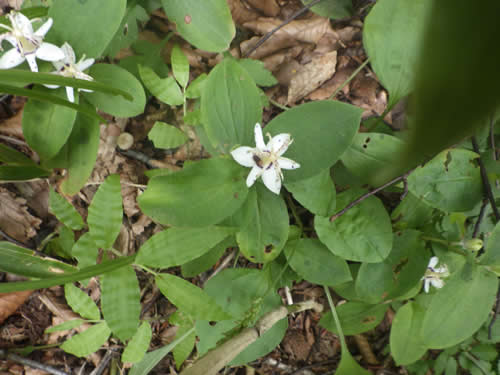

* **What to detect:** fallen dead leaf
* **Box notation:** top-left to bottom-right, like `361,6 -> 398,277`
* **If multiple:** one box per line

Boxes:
228,0 -> 259,25
0,291 -> 33,325
245,0 -> 280,17
287,50 -> 337,104
0,187 -> 41,243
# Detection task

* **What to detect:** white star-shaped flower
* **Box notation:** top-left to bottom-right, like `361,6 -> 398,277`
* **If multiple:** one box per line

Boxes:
0,11 -> 64,72
231,123 -> 300,195
421,256 -> 450,293
44,42 -> 94,103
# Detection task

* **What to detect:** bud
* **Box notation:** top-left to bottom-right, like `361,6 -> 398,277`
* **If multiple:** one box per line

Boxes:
462,238 -> 483,252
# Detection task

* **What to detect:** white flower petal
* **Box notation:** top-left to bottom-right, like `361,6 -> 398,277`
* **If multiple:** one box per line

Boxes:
246,165 -> 262,187
36,42 -> 64,61
74,71 -> 94,81
25,53 -> 38,71
76,57 -> 94,72
0,34 -> 19,49
254,123 -> 266,150
430,278 -> 444,289
423,279 -> 430,293
262,164 -> 282,194
268,133 -> 291,156
428,256 -> 439,270
44,83 -> 60,89
52,60 -> 65,70
65,86 -> 75,103
278,157 -> 300,170
0,48 -> 25,69
80,88 -> 93,93
12,12 -> 33,35
33,18 -> 53,38
231,146 -> 256,168
60,42 -> 75,63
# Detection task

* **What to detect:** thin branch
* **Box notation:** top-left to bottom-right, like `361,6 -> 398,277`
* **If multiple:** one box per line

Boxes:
330,168 -> 414,222
328,57 -> 371,100
472,136 -> 500,339
472,200 -> 488,239
471,137 -> 500,221
0,350 -> 70,375
243,0 -> 327,58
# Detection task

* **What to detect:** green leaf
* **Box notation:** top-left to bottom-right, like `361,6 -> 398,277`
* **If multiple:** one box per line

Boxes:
0,166 -> 50,181
138,65 -> 184,106
0,255 -> 135,293
59,109 -> 100,195
22,89 -> 77,160
391,192 -> 434,230
0,144 -> 36,166
60,322 -> 111,357
315,189 -> 393,262
363,0 -> 431,108
138,157 -> 248,227
64,283 -> 100,321
285,239 -> 352,286
185,73 -> 207,99
160,0 -> 235,52
341,132 -> 406,185
129,328 -> 195,375
421,263 -> 498,348
45,319 -> 85,333
49,189 -> 85,230
84,64 -> 146,117
265,101 -> 362,182
285,168 -> 336,216
479,221 -> 500,267
0,241 -> 76,278
320,302 -> 388,335
0,69 -> 132,100
169,312 -> 196,369
101,265 -> 141,341
171,44 -> 190,88
335,349 -> 372,375
48,0 -> 126,58
233,185 -> 289,263
237,59 -> 277,87
303,0 -> 352,19
0,84 -> 105,123
136,226 -> 235,268
200,57 -> 262,154
87,175 -> 123,249
181,236 -> 235,277
390,301 -> 428,365
156,274 -> 232,321
148,122 -> 188,149
407,149 -> 482,212
401,0 -> 500,168
122,322 -> 153,364
355,230 -> 429,303
71,232 -> 98,270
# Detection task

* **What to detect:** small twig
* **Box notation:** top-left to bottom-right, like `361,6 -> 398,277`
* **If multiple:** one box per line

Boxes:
0,350 -> 70,375
243,0 -> 327,58
472,137 -> 500,221
330,168 -> 414,222
268,98 -> 290,111
328,58 -> 371,100
472,200 -> 488,239
0,228 -> 31,248
489,115 -> 500,189
90,349 -> 117,375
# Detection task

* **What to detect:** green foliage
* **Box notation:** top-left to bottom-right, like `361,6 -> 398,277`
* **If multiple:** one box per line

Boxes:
122,322 -> 153,364
148,122 -> 188,149
160,0 -> 235,52
138,65 -> 184,106
64,283 -> 100,320
49,189 -> 85,230
60,322 -> 111,357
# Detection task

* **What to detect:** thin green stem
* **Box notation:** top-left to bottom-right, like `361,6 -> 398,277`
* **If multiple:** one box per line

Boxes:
285,192 -> 303,233
134,263 -> 158,276
323,285 -> 347,350
269,98 -> 290,111
463,352 -> 489,375
328,58 -> 371,100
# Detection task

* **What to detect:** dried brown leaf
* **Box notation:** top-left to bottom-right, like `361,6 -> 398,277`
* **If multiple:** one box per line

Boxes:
0,187 -> 41,243
287,50 -> 337,104
261,45 -> 304,72
245,0 -> 280,16
0,291 -> 33,325
240,35 -> 298,59
228,0 -> 259,25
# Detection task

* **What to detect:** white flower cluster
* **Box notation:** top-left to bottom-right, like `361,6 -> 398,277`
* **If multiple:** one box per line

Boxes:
422,256 -> 450,293
0,11 -> 94,102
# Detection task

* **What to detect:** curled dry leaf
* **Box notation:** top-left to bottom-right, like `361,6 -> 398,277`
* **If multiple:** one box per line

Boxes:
0,187 -> 41,243
245,0 -> 280,17
240,35 -> 298,59
243,16 -> 332,45
0,291 -> 33,325
227,0 -> 259,25
261,45 -> 304,72
287,50 -> 338,104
